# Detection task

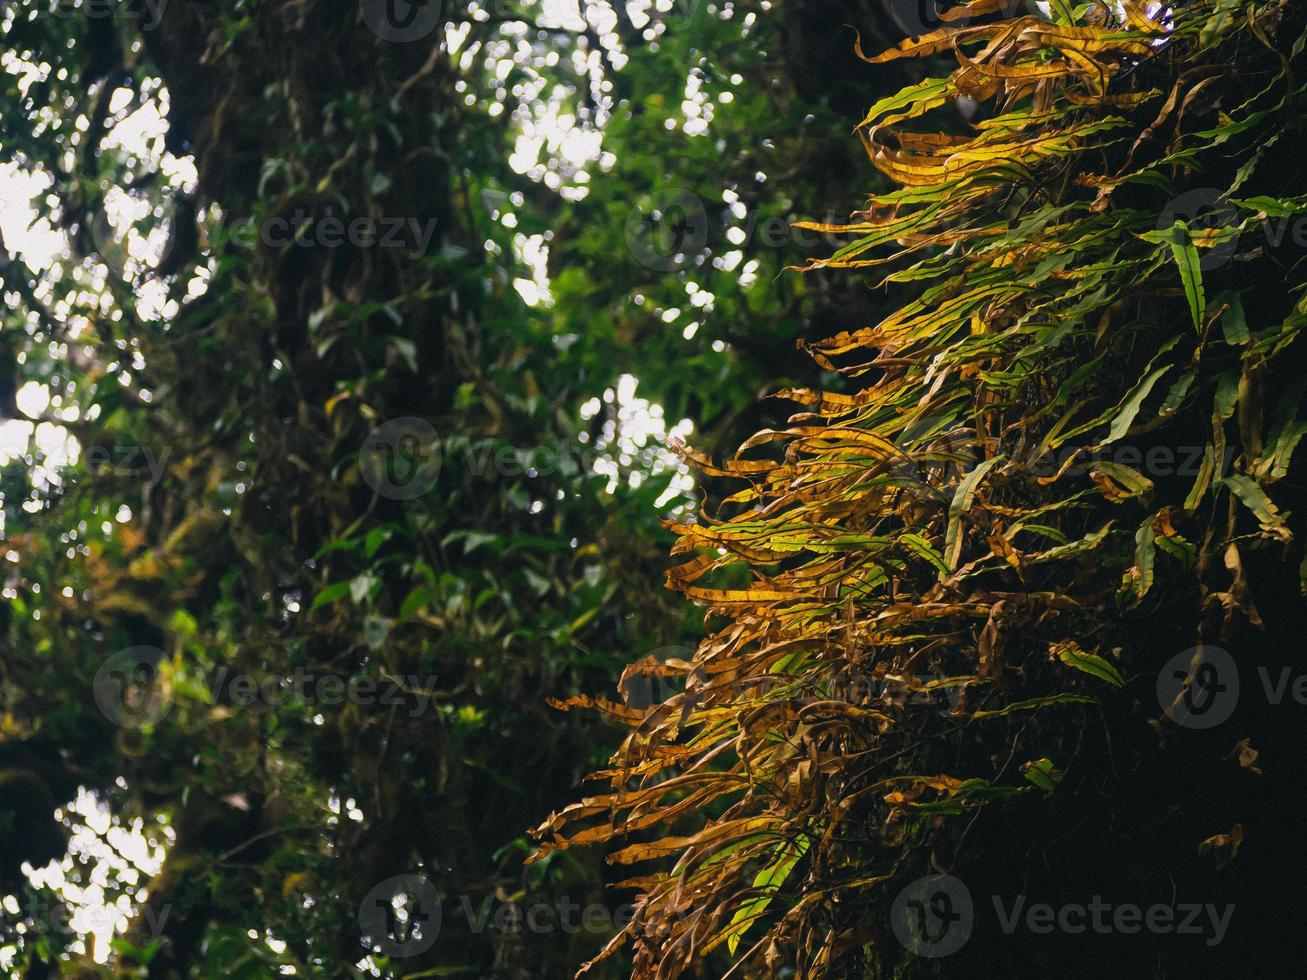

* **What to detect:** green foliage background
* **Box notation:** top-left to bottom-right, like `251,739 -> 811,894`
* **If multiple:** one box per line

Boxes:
0,0 -> 910,976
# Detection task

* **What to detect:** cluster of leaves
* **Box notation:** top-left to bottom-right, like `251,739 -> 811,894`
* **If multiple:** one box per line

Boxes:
537,1 -> 1307,975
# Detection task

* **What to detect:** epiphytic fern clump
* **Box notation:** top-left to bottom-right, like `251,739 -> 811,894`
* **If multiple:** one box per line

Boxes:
536,2 -> 1307,975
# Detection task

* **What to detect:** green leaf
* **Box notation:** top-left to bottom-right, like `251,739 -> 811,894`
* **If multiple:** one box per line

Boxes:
724,834 -> 810,956
898,532 -> 950,576
972,694 -> 1098,719
1093,461 -> 1154,501
1098,365 -> 1171,448
1221,474 -> 1287,529
1021,758 -> 1064,791
1231,195 -> 1298,217
363,615 -> 392,651
1055,642 -> 1125,687
1029,523 -> 1115,563
388,336 -> 418,372
568,605 -> 600,634
1220,293 -> 1249,346
351,574 -> 379,604
309,581 -> 352,613
399,586 -> 435,621
1185,444 -> 1218,511
1254,378 -> 1307,482
1159,371 -> 1196,417
944,456 -> 1004,572
1166,220 -> 1206,332
1132,517 -> 1157,599
170,608 -> 200,638
441,530 -> 502,555
857,76 -> 952,129
364,527 -> 392,558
